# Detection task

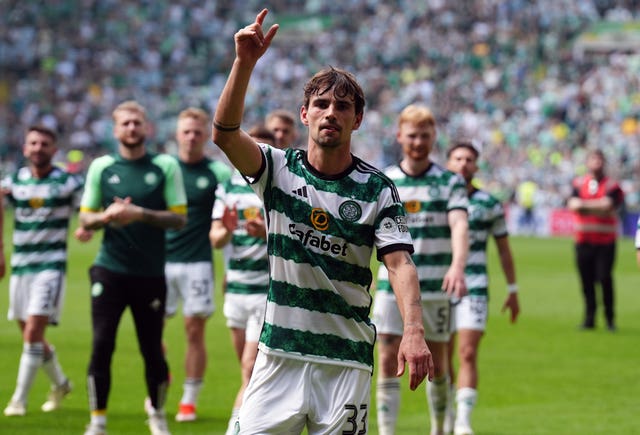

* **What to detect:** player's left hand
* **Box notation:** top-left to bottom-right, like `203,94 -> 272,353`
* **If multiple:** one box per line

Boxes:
245,216 -> 266,239
396,325 -> 433,390
442,266 -> 467,298
104,196 -> 141,227
502,293 -> 520,323
74,226 -> 95,242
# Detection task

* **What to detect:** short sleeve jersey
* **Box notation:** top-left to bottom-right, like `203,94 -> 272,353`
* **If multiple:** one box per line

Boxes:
165,157 -> 231,263
211,170 -> 269,294
466,189 -> 508,297
2,166 -> 83,275
248,145 -> 413,372
377,162 -> 468,299
80,152 -> 186,277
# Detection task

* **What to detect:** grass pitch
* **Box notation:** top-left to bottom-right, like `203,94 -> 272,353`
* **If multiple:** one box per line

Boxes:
1,217 -> 639,434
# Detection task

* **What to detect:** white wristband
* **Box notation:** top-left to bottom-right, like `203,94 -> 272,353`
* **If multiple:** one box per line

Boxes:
507,283 -> 518,293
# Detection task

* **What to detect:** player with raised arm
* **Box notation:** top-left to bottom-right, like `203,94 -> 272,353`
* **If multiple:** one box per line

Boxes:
211,9 -> 432,434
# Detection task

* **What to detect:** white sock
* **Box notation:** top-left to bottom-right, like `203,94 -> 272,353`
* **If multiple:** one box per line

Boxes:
11,342 -> 44,404
455,388 -> 477,429
180,378 -> 203,405
444,383 -> 456,433
42,346 -> 68,387
376,377 -> 401,435
426,375 -> 450,432
225,407 -> 240,435
90,411 -> 107,427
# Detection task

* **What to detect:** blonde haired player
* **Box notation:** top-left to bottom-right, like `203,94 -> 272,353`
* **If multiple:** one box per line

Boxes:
373,104 -> 469,435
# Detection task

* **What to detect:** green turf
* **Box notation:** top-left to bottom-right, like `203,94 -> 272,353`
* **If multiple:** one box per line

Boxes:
1,216 -> 639,434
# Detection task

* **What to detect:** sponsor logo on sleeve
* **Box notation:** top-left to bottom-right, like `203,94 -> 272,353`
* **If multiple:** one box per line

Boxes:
379,216 -> 409,233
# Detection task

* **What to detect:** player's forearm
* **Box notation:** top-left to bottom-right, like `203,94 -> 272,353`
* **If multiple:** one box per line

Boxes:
79,211 -> 107,230
497,240 -> 516,284
212,59 -> 254,147
449,215 -> 469,271
140,208 -> 186,230
386,251 -> 424,331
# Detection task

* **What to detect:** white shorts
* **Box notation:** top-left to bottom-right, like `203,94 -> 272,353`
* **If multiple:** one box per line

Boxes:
372,292 -> 451,342
237,352 -> 371,434
223,292 -> 267,343
165,262 -> 214,317
451,295 -> 489,332
8,270 -> 66,325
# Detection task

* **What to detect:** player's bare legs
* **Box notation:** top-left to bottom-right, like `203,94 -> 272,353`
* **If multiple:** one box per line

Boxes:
176,315 -> 207,421
452,329 -> 482,435
5,316 -> 70,416
225,327 -> 259,435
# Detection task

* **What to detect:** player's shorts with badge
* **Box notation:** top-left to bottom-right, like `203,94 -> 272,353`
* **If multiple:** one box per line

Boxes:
165,261 -> 214,317
372,291 -> 451,342
8,270 -> 66,324
451,295 -> 489,332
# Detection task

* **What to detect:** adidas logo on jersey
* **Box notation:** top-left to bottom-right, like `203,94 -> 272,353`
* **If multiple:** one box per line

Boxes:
292,186 -> 308,198
107,174 -> 121,184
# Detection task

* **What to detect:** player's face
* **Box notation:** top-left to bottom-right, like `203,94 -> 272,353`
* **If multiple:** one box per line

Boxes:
23,131 -> 57,170
447,147 -> 478,182
266,117 -> 295,149
176,116 -> 207,159
301,89 -> 362,150
397,121 -> 435,162
114,109 -> 146,148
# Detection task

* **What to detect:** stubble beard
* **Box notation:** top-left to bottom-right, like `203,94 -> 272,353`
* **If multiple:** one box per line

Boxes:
121,136 -> 145,149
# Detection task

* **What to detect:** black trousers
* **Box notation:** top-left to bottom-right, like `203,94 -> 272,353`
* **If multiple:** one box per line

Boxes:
87,265 -> 169,411
574,242 -> 616,326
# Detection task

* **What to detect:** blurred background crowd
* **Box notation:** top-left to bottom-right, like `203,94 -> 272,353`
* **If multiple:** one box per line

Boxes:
1,0 -> 640,220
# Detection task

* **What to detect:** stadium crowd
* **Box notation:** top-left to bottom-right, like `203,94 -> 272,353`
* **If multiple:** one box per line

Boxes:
1,0 -> 640,210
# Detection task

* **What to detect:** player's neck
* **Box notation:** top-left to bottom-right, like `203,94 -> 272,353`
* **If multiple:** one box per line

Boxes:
306,144 -> 352,176
119,143 -> 146,160
30,164 -> 54,179
400,158 -> 431,176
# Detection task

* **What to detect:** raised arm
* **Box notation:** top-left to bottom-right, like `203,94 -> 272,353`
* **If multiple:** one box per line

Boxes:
212,9 -> 279,177
382,249 -> 433,390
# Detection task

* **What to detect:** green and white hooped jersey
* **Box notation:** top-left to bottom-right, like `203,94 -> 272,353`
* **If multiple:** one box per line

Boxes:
166,158 -> 231,263
2,166 -> 83,275
249,145 -> 413,372
212,170 -> 269,295
377,162 -> 468,300
466,189 -> 508,297
80,152 -> 187,277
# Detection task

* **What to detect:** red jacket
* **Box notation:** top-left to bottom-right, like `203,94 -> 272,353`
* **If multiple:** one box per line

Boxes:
571,174 -> 624,244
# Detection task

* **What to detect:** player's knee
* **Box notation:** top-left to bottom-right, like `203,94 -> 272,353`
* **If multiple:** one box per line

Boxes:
377,337 -> 401,375
458,343 -> 478,365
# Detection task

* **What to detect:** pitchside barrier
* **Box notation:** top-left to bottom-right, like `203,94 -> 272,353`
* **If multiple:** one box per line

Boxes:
505,204 -> 638,238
